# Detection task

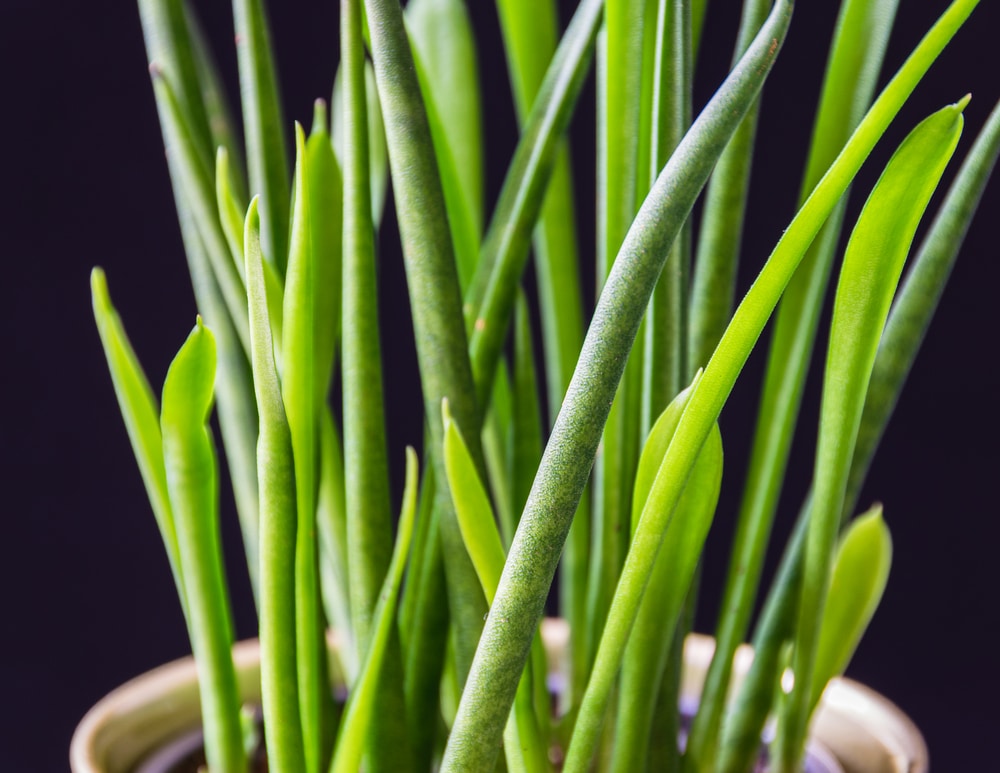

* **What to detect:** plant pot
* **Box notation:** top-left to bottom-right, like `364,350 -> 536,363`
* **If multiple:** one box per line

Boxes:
71,622 -> 927,772
676,625 -> 928,773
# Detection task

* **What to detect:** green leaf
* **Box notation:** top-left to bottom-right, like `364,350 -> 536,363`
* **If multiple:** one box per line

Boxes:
90,268 -> 186,622
407,0 -> 485,273
599,0 -> 645,277
688,0 -> 771,372
776,97 -> 966,772
138,0 -> 263,603
611,380 -> 724,773
511,295 -> 543,520
847,96 -> 1000,513
332,61 -> 389,226
465,0 -> 603,404
330,448 -> 420,773
442,400 -> 550,773
364,0 -> 487,686
341,0 -> 394,659
488,0 -> 593,698
442,4 -> 794,769
397,468 -> 450,773
151,68 -> 251,354
341,9 -> 430,768
495,0 -> 558,127
720,96 -> 1000,773
216,146 -> 248,282
496,0 -> 586,425
641,0 -> 691,431
233,0 -> 290,274
690,0 -> 901,759
305,101 -> 343,398
590,0 -> 662,698
282,124 -> 327,773
443,399 -> 505,602
809,505 -> 892,710
316,409 -> 354,679
161,319 -> 246,773
137,0 -> 214,165
244,198 -> 306,773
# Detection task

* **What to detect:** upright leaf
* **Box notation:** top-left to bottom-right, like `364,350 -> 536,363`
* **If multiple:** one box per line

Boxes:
407,0 -> 484,289
611,382 -> 723,773
465,0 -> 602,405
341,0 -> 393,653
245,199 -> 306,773
305,102 -> 343,397
442,401 -> 550,773
282,125 -> 327,773
846,97 -> 1000,512
495,0 -> 589,690
775,98 -> 965,771
233,0 -> 290,274
91,269 -> 186,622
161,320 -> 246,773
330,449 -> 420,773
332,62 -> 389,226
442,4 -> 793,768
137,0 -> 263,602
809,505 -> 892,710
364,0 -> 487,685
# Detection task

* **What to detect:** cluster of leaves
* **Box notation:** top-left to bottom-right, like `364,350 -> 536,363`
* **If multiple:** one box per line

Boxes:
93,0 -> 998,771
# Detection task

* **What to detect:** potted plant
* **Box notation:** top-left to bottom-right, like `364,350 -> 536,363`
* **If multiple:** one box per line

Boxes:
75,0 -> 998,770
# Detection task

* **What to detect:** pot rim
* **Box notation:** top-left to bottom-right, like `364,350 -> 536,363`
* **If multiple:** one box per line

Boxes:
677,629 -> 929,773
71,624 -> 928,773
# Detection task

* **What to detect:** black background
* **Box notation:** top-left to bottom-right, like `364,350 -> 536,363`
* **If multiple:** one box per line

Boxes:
3,0 -> 999,770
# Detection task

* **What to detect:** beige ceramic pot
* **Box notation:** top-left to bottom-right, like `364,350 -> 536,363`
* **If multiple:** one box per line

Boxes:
676,625 -> 928,773
71,621 -> 927,772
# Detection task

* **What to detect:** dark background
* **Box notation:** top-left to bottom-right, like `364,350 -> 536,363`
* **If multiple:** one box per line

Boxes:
3,0 -> 998,770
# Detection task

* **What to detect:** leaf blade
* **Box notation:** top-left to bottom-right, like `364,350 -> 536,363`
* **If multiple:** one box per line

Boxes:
161,319 -> 246,773
776,97 -> 966,770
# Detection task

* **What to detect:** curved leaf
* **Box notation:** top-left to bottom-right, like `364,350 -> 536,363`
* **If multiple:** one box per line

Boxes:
612,380 -> 724,773
847,96 -> 1000,512
161,319 -> 245,773
809,505 -> 892,710
364,0 -> 486,686
443,398 -> 505,602
692,0 -> 901,761
91,269 -> 186,620
776,97 -> 966,771
442,399 -> 550,773
466,0 -> 603,403
443,3 -> 794,769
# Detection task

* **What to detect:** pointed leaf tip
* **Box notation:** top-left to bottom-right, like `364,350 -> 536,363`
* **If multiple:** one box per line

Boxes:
90,266 -> 108,300
312,100 -> 328,135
